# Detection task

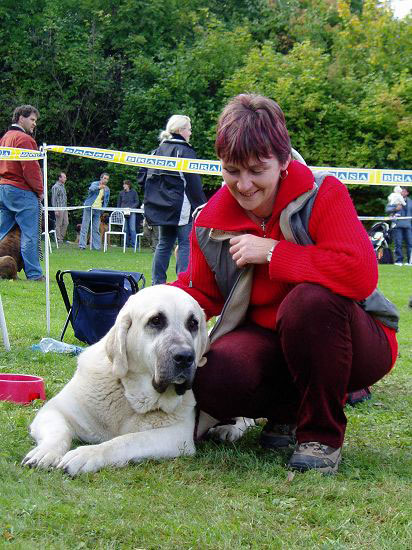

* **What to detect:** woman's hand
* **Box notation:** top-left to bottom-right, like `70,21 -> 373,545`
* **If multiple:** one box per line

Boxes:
229,235 -> 278,267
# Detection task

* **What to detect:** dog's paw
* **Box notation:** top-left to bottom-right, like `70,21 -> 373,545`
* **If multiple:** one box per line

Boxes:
22,446 -> 64,469
57,445 -> 106,476
207,417 -> 256,443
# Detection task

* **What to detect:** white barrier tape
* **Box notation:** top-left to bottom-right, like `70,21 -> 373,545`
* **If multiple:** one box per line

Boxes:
0,147 -> 44,161
90,206 -> 144,213
43,205 -> 89,211
358,216 -> 412,221
43,204 -> 411,221
3,145 -> 411,185
43,205 -> 144,214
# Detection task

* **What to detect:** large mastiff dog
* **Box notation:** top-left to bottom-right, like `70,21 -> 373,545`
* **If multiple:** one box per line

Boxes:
0,226 -> 23,279
23,285 -> 211,476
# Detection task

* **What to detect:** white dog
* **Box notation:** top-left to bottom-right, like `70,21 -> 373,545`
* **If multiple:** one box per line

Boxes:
22,285 -> 253,476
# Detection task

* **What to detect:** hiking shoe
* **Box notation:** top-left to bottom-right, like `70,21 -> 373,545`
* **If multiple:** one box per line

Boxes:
260,422 -> 296,450
289,442 -> 342,474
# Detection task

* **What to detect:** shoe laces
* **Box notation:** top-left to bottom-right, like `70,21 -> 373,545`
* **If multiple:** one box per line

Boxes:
299,442 -> 329,453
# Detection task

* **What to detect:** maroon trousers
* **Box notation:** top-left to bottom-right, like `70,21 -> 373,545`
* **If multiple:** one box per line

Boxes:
193,284 -> 393,448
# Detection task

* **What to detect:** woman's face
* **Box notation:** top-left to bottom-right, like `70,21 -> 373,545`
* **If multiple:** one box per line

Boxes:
222,155 -> 288,218
179,124 -> 192,142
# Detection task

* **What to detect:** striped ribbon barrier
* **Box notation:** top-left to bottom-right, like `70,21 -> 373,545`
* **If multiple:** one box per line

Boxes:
0,147 -> 45,161
42,205 -> 411,222
2,146 -> 411,186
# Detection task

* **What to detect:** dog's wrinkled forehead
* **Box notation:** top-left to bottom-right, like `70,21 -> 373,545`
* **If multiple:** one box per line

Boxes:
128,285 -> 203,330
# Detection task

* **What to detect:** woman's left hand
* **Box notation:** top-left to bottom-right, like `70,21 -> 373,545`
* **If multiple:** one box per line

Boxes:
229,235 -> 278,267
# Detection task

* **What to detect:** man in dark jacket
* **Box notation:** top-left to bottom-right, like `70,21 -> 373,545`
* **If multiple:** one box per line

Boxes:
117,179 -> 139,247
0,105 -> 44,280
386,186 -> 412,265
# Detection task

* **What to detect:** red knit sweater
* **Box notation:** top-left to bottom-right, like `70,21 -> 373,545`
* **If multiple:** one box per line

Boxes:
174,161 -> 398,366
0,128 -> 43,196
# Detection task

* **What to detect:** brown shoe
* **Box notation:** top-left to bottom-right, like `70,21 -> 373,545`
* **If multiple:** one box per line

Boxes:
289,442 -> 342,474
260,422 -> 296,450
28,275 -> 46,282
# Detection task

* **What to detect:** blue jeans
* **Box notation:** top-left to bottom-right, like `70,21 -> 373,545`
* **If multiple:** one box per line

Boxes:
393,226 -> 412,263
0,184 -> 43,279
125,213 -> 136,247
152,223 -> 192,284
79,207 -> 101,249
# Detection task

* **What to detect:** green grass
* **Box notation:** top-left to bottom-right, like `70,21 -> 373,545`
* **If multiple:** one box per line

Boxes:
1,245 -> 411,549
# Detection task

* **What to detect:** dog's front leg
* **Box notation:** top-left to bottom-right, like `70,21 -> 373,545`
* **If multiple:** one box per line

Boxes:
57,418 -> 196,476
22,407 -> 74,469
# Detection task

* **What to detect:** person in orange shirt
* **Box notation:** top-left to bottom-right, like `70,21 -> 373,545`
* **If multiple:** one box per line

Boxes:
0,105 -> 44,280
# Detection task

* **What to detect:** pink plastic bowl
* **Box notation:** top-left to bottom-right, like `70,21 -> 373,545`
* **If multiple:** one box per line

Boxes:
0,373 -> 46,404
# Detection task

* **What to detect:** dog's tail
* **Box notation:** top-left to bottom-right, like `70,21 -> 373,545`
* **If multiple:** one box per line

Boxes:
0,256 -> 19,279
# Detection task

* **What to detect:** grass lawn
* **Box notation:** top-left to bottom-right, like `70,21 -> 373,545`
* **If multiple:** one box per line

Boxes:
1,243 -> 411,549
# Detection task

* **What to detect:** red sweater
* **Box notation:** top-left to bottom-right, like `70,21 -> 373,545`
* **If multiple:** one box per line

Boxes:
0,128 -> 43,196
174,160 -> 398,366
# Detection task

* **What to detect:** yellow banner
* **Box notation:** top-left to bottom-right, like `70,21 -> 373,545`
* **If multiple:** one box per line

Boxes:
45,145 -> 222,176
0,147 -> 44,161
3,145 -> 411,185
312,166 -> 412,187
45,145 -> 412,185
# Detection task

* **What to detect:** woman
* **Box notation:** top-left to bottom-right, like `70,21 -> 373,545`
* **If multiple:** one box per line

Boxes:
142,115 -> 206,284
173,94 -> 398,474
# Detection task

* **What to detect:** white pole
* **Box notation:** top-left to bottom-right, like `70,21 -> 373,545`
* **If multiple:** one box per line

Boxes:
0,296 -> 11,351
42,143 -> 51,335
90,206 -> 93,250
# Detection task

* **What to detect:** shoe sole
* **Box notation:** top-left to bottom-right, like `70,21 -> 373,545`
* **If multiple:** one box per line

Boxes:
289,454 -> 341,474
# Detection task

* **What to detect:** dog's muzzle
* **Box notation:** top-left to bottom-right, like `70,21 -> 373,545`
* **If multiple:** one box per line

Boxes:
152,349 -> 196,395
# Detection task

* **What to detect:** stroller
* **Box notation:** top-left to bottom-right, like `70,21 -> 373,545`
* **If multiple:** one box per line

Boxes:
368,222 -> 393,264
56,269 -> 146,345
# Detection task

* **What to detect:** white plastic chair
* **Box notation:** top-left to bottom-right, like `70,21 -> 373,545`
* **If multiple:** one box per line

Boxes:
42,229 -> 59,253
134,231 -> 144,252
104,210 -> 126,253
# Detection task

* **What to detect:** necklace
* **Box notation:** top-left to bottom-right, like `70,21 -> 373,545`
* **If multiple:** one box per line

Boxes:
246,211 -> 272,235
259,217 -> 271,233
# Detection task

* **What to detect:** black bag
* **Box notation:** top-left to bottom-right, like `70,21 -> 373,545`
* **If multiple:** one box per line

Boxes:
56,269 -> 146,345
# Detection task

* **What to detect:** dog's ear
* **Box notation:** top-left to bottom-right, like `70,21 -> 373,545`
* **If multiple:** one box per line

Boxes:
196,308 -> 209,368
105,310 -> 132,377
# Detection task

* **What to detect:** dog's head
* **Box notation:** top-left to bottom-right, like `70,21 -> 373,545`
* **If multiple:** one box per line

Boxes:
105,285 -> 208,396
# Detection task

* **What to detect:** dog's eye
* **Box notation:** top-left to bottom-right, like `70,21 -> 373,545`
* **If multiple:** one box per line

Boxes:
186,315 -> 199,333
147,313 -> 167,330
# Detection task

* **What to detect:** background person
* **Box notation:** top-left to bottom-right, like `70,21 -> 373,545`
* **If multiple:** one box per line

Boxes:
386,186 -> 412,266
0,104 -> 44,281
51,171 -> 69,244
78,173 -> 110,250
173,94 -> 398,474
141,114 -> 206,284
117,179 -> 139,248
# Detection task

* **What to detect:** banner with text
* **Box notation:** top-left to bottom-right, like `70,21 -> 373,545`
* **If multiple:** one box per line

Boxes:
2,146 -> 411,185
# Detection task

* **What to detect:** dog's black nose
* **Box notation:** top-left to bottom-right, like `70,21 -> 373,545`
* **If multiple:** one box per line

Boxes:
173,350 -> 195,369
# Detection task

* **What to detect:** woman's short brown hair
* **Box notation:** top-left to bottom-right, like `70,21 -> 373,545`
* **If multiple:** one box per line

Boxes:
215,94 -> 291,166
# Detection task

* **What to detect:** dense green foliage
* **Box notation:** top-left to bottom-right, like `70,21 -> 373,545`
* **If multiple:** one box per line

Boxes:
0,0 -> 411,212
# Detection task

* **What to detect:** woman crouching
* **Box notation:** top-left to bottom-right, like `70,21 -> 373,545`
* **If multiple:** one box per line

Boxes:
173,94 -> 398,474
